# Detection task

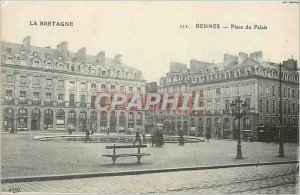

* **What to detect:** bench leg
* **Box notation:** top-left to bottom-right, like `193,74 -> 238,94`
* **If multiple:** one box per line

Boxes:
137,156 -> 142,164
112,157 -> 117,165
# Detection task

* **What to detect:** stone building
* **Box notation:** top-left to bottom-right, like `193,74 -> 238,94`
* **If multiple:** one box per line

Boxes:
159,51 -> 299,142
1,36 -> 146,134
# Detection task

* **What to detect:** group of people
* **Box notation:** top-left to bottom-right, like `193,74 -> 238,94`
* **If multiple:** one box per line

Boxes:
151,130 -> 164,147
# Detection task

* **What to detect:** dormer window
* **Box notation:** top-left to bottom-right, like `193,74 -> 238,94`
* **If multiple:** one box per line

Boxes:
47,62 -> 52,69
71,65 -> 75,71
34,60 -> 40,66
7,57 -> 13,64
20,59 -> 26,66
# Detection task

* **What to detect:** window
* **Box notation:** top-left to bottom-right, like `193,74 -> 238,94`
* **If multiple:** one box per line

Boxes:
266,116 -> 270,126
283,101 -> 286,114
34,60 -> 40,66
259,99 -> 263,112
33,76 -> 40,85
20,91 -> 26,100
272,86 -> 275,96
266,99 -> 269,113
7,57 -> 13,64
215,99 -> 220,111
33,92 -> 39,100
20,76 -> 27,84
71,65 -> 75,71
58,80 -> 64,87
101,84 -> 106,89
283,87 -> 286,97
129,87 -> 133,91
245,98 -> 250,110
266,85 -> 269,96
111,85 -> 115,90
287,88 -> 290,98
235,86 -> 239,94
46,93 -> 52,101
46,79 -> 52,86
292,89 -> 295,98
137,87 -> 141,92
207,101 -> 212,111
259,116 -> 263,125
272,99 -> 275,113
91,96 -> 96,108
245,84 -> 251,94
6,74 -> 13,83
225,100 -> 230,111
6,90 -> 12,99
80,95 -> 86,104
216,88 -> 220,96
58,94 -> 64,101
91,83 -> 96,89
272,117 -> 276,126
120,86 -> 125,92
200,90 -> 203,97
287,102 -> 290,114
47,62 -> 52,69
102,71 -> 106,75
259,84 -> 263,95
69,94 -> 75,105
292,103 -> 295,114
70,81 -> 75,89
81,82 -> 86,90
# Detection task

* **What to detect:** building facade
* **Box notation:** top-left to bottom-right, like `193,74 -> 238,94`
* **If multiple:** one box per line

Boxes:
1,36 -> 146,134
159,51 -> 299,142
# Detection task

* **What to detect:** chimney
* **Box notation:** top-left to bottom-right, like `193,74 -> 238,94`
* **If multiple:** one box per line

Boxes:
250,51 -> 263,62
96,51 -> 105,64
283,59 -> 298,71
23,36 -> 31,53
223,53 -> 238,67
77,47 -> 86,62
238,52 -> 248,64
57,41 -> 68,58
115,54 -> 122,64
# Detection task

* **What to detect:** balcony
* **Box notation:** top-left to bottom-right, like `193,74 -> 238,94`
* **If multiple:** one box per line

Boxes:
4,97 -> 14,104
80,102 -> 87,107
57,101 -> 65,106
69,102 -> 76,107
32,99 -> 41,105
44,100 -> 53,106
19,99 -> 28,105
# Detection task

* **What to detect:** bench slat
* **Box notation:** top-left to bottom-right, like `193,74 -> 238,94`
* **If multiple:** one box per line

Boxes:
105,145 -> 147,149
102,153 -> 150,157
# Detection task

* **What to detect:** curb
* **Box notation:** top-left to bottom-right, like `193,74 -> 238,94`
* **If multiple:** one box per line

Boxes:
1,160 -> 298,184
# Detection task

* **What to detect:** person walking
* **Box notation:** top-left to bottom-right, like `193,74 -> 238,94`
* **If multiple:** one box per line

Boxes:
133,130 -> 142,146
206,130 -> 210,142
178,129 -> 184,146
85,128 -> 91,143
142,131 -> 147,144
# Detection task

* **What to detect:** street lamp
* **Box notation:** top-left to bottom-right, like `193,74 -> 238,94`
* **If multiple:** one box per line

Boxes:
278,63 -> 284,157
230,96 -> 248,159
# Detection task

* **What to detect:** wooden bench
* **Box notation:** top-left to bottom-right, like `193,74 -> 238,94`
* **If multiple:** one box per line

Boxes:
102,144 -> 150,164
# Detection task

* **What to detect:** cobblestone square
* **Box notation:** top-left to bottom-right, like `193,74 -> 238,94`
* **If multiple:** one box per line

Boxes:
1,133 -> 298,178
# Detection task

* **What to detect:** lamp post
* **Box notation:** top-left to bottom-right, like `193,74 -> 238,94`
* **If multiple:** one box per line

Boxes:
278,63 -> 284,157
230,96 -> 248,159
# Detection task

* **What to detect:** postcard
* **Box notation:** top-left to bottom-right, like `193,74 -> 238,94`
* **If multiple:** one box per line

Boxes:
1,1 -> 299,194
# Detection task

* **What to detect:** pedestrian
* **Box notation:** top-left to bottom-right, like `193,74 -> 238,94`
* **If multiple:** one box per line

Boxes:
151,129 -> 155,147
85,128 -> 91,143
133,130 -> 142,146
206,131 -> 210,142
68,127 -> 73,135
178,129 -> 184,145
142,131 -> 147,144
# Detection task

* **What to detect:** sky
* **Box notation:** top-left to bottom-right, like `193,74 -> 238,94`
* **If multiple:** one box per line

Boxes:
1,1 -> 299,82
